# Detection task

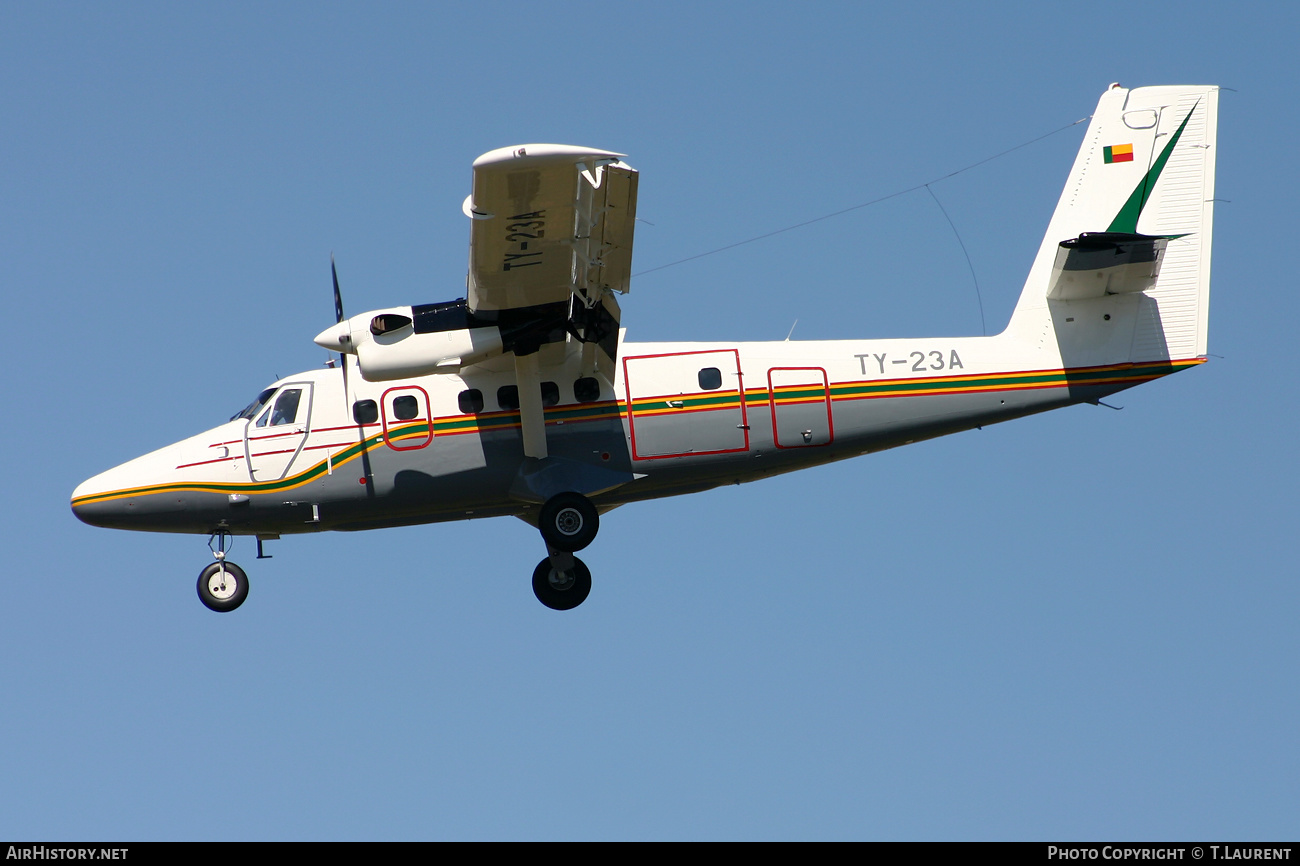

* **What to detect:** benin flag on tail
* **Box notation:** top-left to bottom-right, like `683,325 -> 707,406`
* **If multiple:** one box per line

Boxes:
1104,143 -> 1134,164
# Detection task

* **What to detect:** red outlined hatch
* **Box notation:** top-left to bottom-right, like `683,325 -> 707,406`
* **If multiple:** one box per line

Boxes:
380,386 -> 432,450
767,367 -> 833,448
623,349 -> 748,459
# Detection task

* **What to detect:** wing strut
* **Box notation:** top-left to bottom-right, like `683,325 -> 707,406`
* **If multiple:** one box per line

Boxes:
513,350 -> 548,459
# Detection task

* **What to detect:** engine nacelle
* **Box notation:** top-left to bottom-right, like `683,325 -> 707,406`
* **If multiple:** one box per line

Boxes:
313,303 -> 505,381
355,323 -> 503,381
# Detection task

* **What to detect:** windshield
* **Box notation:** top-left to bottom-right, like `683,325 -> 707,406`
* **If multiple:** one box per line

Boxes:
231,387 -> 277,422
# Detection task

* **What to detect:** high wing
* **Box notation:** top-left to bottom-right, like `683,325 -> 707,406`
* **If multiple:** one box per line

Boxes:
466,144 -> 638,312
313,145 -> 637,461
464,144 -> 638,379
462,144 -> 639,460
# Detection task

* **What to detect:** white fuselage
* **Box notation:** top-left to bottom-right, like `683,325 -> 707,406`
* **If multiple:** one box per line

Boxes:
70,326 -> 1193,536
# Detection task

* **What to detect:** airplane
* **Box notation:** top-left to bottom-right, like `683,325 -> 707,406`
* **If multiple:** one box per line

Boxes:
71,83 -> 1219,612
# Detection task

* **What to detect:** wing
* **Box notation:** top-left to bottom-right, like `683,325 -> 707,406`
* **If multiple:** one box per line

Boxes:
317,145 -> 640,467
465,144 -> 638,315
462,145 -> 639,464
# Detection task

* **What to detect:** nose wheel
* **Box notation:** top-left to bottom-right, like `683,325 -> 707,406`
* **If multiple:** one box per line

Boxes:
197,531 -> 249,612
197,561 -> 249,612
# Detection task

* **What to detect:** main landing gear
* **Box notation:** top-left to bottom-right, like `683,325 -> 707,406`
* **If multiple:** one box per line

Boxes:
538,492 -> 599,552
197,531 -> 249,613
532,492 -> 599,611
532,554 -> 591,610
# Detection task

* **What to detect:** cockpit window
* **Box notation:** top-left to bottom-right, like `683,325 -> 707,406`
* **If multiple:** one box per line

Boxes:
272,389 -> 302,426
256,388 -> 303,428
232,388 -> 277,422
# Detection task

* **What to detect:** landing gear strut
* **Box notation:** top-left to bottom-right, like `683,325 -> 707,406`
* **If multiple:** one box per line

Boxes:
197,531 -> 249,612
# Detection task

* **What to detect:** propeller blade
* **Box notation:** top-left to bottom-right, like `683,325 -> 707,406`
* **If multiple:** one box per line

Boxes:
331,255 -> 350,412
340,350 -> 351,413
331,255 -> 345,324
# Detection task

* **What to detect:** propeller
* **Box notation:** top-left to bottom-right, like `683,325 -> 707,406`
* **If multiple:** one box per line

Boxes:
331,256 -> 374,495
332,254 -> 345,326
331,255 -> 351,412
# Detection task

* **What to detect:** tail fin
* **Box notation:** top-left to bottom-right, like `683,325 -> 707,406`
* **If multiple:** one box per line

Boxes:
1006,84 -> 1219,368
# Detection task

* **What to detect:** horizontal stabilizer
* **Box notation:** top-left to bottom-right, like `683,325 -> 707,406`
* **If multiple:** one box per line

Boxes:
1047,231 -> 1169,300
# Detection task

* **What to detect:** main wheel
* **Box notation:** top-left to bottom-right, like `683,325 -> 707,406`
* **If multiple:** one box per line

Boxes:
538,492 -> 599,552
197,561 -> 249,612
532,556 -> 592,611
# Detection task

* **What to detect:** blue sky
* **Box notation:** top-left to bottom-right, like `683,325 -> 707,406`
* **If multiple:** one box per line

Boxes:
3,1 -> 1298,841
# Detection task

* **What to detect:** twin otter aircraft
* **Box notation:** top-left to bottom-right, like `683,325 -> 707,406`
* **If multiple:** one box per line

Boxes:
72,84 -> 1219,612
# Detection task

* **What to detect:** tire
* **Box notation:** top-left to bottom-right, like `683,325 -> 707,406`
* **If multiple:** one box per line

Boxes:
197,561 -> 249,612
538,492 -> 599,552
532,556 -> 592,611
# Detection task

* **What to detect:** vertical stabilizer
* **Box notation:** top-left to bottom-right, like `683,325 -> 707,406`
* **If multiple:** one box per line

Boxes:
1006,84 -> 1218,367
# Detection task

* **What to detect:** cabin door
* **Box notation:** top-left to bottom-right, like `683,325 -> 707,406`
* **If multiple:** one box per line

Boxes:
623,349 -> 749,459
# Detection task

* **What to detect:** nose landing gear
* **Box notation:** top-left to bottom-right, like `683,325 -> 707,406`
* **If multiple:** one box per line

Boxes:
197,531 -> 249,612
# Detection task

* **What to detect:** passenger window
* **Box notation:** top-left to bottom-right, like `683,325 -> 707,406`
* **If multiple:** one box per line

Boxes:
574,377 -> 601,403
353,400 -> 378,425
393,395 -> 420,421
698,367 -> 722,390
497,385 -> 520,411
458,389 -> 484,414
541,381 -> 559,407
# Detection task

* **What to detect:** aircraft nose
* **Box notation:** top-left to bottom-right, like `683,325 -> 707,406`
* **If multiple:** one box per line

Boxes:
70,445 -> 179,530
72,421 -> 254,533
71,468 -> 132,528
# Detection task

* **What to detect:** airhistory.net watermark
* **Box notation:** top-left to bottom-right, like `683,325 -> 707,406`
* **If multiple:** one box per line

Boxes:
5,849 -> 127,860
